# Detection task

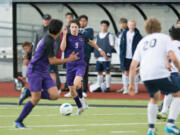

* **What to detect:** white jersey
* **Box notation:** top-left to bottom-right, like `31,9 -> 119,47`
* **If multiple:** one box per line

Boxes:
169,40 -> 180,73
133,33 -> 172,81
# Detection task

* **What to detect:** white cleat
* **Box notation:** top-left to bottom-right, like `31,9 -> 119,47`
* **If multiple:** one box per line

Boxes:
64,92 -> 71,98
76,108 -> 83,115
80,98 -> 88,110
83,92 -> 87,98
123,91 -> 128,95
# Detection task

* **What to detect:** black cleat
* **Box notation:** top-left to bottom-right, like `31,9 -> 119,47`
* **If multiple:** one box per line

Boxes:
18,87 -> 31,105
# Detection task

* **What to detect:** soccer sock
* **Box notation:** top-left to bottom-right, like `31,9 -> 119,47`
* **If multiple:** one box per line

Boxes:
167,97 -> 180,126
122,74 -> 129,92
97,74 -> 103,87
105,74 -> 111,88
41,90 -> 50,99
77,88 -> 83,99
134,74 -> 139,93
16,101 -> 34,122
161,94 -> 173,114
147,103 -> 158,129
22,65 -> 28,78
74,96 -> 82,108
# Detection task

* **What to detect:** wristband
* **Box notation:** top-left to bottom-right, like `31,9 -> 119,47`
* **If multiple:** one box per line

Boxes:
98,48 -> 102,51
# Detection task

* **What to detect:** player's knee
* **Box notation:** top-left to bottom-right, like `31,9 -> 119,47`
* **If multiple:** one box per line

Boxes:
74,84 -> 81,90
106,71 -> 110,74
50,94 -> 59,100
70,90 -> 77,98
98,72 -> 103,75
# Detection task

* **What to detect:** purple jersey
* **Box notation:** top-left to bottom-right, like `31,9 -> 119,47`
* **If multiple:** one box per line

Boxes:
65,33 -> 89,67
28,34 -> 55,74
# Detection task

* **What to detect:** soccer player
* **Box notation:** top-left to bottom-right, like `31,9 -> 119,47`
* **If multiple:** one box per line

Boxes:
14,19 -> 79,128
94,20 -> 114,92
128,18 -> 180,135
61,19 -> 107,114
157,26 -> 180,121
120,20 -> 142,94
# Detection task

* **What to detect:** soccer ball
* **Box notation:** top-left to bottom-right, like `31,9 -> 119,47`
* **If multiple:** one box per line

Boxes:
60,103 -> 73,116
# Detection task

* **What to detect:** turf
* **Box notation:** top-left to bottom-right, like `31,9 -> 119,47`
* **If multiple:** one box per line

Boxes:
0,98 -> 179,135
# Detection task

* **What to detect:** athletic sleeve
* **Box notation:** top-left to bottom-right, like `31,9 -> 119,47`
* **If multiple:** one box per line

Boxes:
44,36 -> 55,58
133,43 -> 141,62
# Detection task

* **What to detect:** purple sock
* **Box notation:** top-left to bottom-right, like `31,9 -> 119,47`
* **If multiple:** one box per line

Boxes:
16,101 -> 34,122
76,88 -> 83,98
41,90 -> 50,99
74,96 -> 82,108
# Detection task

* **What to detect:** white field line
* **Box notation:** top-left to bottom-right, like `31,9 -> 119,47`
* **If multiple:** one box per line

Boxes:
111,131 -> 137,134
1,122 -> 180,129
58,129 -> 86,132
0,113 -> 146,118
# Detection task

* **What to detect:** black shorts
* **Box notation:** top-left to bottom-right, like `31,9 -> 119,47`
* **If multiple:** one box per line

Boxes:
48,65 -> 58,73
144,75 -> 180,98
96,61 -> 111,72
120,58 -> 132,71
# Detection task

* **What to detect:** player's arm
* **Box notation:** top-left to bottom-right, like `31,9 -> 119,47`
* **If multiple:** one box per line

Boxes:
48,52 -> 79,65
168,50 -> 180,72
88,40 -> 108,59
60,27 -> 68,51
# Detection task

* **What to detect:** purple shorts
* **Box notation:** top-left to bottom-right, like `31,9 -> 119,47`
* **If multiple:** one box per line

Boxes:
27,71 -> 56,92
66,65 -> 86,86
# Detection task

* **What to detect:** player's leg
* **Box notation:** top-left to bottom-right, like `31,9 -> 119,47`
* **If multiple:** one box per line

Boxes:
74,76 -> 88,110
96,61 -> 103,92
14,91 -> 41,128
157,94 -> 173,121
165,91 -> 180,134
83,57 -> 90,96
122,70 -> 129,94
134,72 -> 139,94
104,61 -> 111,92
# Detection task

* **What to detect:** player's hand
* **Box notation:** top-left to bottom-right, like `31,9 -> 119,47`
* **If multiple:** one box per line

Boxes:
166,63 -> 172,71
128,84 -> 136,96
69,52 -> 79,61
62,27 -> 68,35
100,50 -> 108,60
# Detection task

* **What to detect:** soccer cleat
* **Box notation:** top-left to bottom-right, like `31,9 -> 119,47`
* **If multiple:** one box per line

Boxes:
82,92 -> 87,98
13,121 -> 26,128
104,88 -> 110,92
116,88 -> 124,93
18,87 -> 31,105
76,108 -> 83,115
147,129 -> 157,135
80,98 -> 88,110
123,91 -> 128,95
165,125 -> 180,135
157,112 -> 167,121
64,92 -> 71,98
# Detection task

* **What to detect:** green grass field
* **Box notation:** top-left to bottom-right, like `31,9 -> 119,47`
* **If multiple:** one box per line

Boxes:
0,98 -> 179,135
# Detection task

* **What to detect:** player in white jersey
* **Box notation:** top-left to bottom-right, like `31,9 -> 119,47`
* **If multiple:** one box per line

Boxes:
128,18 -> 180,135
157,26 -> 180,121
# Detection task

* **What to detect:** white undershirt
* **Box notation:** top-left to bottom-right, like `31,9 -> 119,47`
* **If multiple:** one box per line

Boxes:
126,31 -> 135,59
96,32 -> 114,61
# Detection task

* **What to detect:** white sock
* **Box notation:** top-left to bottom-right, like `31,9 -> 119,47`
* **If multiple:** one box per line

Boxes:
97,74 -> 103,87
168,97 -> 180,125
147,103 -> 158,129
161,94 -> 173,114
134,74 -> 139,93
22,65 -> 28,78
122,74 -> 129,92
105,74 -> 111,88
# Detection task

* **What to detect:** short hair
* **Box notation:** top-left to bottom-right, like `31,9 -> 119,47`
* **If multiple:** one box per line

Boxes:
69,19 -> 80,28
128,20 -> 136,24
48,19 -> 63,35
144,18 -> 161,34
119,18 -> 128,24
169,26 -> 180,41
22,42 -> 31,48
65,12 -> 74,18
101,20 -> 110,27
177,19 -> 180,24
79,15 -> 88,21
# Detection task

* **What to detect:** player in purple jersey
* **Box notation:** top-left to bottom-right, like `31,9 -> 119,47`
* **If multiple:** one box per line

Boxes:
61,19 -> 107,115
13,19 -> 79,128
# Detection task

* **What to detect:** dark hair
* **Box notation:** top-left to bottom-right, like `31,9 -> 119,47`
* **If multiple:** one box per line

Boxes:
79,15 -> 88,21
22,41 -> 31,47
65,12 -> 74,17
169,26 -> 180,41
101,20 -> 110,26
69,19 -> 80,28
119,18 -> 128,24
48,19 -> 63,35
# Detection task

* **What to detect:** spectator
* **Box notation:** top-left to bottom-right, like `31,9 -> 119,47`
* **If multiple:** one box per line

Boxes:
177,19 -> 180,28
94,20 -> 114,92
120,20 -> 142,94
79,15 -> 94,97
